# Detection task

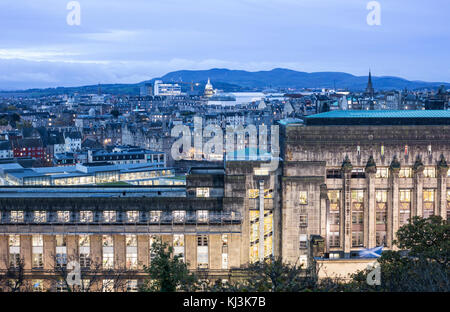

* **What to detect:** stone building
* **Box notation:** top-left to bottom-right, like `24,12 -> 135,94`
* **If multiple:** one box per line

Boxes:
0,110 -> 449,291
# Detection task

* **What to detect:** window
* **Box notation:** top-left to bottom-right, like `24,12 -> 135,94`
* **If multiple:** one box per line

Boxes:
352,190 -> 364,213
376,232 -> 386,246
102,280 -> 114,292
32,235 -> 43,269
376,168 -> 389,178
173,234 -> 185,262
399,168 -> 412,178
248,189 -> 259,199
173,210 -> 186,223
352,211 -> 364,224
299,234 -> 307,249
352,232 -> 364,247
221,234 -> 228,269
299,214 -> 308,227
126,235 -> 137,247
351,168 -> 365,179
103,211 -> 116,223
329,232 -> 340,247
55,280 -> 67,292
103,253 -> 114,269
79,235 -> 90,247
330,213 -> 340,225
9,234 -> 20,267
80,253 -> 90,268
32,280 -> 44,292
79,211 -> 93,223
423,189 -> 435,215
56,235 -> 67,268
327,169 -> 341,179
102,235 -> 113,247
400,190 -> 411,225
126,280 -> 138,292
299,191 -> 308,205
10,211 -> 24,223
34,211 -> 46,223
196,188 -> 210,198
149,235 -> 159,262
127,211 -> 139,223
197,210 -> 208,223
423,167 -> 436,178
126,235 -> 138,269
57,211 -> 70,223
197,235 -> 208,269
150,211 -> 161,222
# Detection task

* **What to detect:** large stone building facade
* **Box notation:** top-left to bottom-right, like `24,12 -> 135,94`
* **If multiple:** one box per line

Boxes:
0,111 -> 449,291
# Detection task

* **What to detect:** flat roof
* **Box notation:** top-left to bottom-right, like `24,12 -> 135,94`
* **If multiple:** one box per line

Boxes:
305,110 -> 450,126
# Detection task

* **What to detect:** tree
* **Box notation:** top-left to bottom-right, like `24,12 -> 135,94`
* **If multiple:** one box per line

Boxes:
110,109 -> 120,119
349,216 -> 450,292
207,257 -> 343,292
140,238 -> 198,292
0,256 -> 30,292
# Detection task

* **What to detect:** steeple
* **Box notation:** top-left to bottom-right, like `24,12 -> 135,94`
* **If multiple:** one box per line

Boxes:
365,69 -> 374,97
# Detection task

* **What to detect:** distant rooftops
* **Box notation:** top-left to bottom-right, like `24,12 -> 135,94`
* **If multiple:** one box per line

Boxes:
305,110 -> 450,126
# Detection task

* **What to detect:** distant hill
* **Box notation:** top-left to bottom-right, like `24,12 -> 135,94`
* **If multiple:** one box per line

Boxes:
157,68 -> 450,91
1,68 -> 448,96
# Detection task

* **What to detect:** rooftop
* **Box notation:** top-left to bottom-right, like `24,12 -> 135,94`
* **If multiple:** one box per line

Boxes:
305,110 -> 450,126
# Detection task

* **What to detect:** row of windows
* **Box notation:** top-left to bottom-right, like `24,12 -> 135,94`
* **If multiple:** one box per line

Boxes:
8,234 -> 216,270
25,279 -> 138,292
1,210 -> 213,224
327,166 -> 447,179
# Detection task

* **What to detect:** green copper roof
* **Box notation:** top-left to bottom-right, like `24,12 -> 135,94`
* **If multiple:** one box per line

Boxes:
305,110 -> 450,126
307,110 -> 450,119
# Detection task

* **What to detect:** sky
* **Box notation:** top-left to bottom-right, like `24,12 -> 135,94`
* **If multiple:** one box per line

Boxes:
0,0 -> 448,90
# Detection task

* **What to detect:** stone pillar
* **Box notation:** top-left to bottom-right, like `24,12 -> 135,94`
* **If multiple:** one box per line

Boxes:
365,156 -> 377,249
185,235 -> 197,270
20,235 -> 32,270
341,156 -> 353,257
114,235 -> 125,270
137,235 -> 149,269
437,155 -> 449,220
209,234 -> 221,270
388,157 -> 400,247
90,235 -> 102,269
0,235 -> 8,270
412,156 -> 424,217
258,180 -> 265,262
319,184 -> 328,243
43,235 -> 55,270
67,235 -> 79,263
229,234 -> 241,269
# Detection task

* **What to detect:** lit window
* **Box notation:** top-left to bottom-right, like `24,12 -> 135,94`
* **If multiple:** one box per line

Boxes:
399,168 -> 412,178
102,235 -> 113,247
352,232 -> 364,247
248,189 -> 259,199
32,280 -> 44,292
173,234 -> 185,262
126,235 -> 137,247
197,210 -> 208,223
299,191 -> 308,205
10,211 -> 24,223
149,211 -> 161,222
102,280 -> 114,292
57,211 -> 70,223
299,234 -> 307,249
103,211 -> 116,223
221,234 -> 228,269
127,211 -> 139,223
34,211 -> 46,223
173,210 -> 186,223
376,168 -> 389,178
196,188 -> 210,198
126,280 -> 138,292
423,167 -> 436,178
79,211 -> 93,223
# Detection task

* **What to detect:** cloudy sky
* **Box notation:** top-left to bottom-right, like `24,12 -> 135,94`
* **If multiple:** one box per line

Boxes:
0,0 -> 448,89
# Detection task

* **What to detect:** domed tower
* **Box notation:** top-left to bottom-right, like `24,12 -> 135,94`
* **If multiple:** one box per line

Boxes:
204,78 -> 214,98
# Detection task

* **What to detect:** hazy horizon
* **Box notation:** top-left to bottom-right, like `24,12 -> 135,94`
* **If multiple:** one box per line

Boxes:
0,0 -> 448,89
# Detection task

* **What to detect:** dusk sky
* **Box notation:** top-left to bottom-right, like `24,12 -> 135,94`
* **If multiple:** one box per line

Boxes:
0,0 -> 449,89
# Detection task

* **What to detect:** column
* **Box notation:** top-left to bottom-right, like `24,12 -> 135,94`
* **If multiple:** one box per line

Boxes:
20,235 -> 32,270
114,235 -> 125,270
341,156 -> 353,258
43,235 -> 55,270
137,235 -> 149,269
185,235 -> 197,270
209,234 -> 222,270
388,162 -> 400,247
258,180 -> 265,262
437,156 -> 448,219
366,172 -> 376,248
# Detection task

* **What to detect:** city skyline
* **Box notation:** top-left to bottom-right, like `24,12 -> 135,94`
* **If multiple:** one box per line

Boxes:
0,0 -> 449,89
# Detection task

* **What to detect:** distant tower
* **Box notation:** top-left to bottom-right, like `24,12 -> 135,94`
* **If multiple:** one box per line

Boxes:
365,70 -> 375,98
204,78 -> 214,98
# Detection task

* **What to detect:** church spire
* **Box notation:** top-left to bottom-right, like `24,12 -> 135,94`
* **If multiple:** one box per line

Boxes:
365,69 -> 374,97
